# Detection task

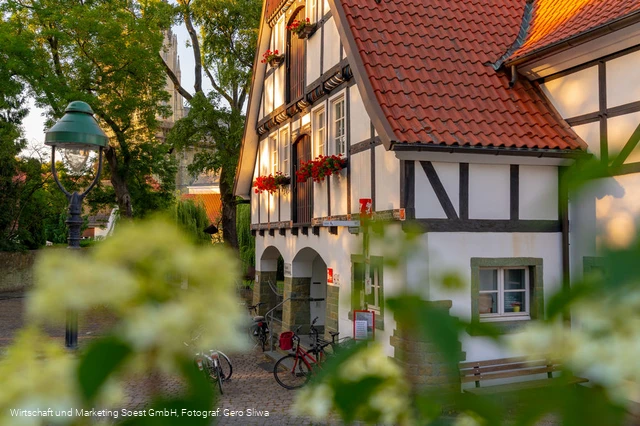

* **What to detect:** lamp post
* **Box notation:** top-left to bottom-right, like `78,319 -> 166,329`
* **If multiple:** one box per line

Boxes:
45,101 -> 108,349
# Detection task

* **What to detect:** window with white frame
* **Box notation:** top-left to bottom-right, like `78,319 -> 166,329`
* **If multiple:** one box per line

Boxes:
272,16 -> 284,55
270,135 -> 278,174
279,127 -> 289,175
331,97 -> 346,156
313,107 -> 326,157
479,267 -> 529,320
308,0 -> 317,22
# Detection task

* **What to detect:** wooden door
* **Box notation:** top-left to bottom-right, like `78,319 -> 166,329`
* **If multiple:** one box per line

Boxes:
294,134 -> 313,224
287,8 -> 305,103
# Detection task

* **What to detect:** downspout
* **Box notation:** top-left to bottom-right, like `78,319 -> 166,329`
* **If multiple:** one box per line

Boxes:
509,65 -> 518,87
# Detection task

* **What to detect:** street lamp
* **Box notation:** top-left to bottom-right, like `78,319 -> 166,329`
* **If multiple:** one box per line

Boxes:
45,101 -> 108,349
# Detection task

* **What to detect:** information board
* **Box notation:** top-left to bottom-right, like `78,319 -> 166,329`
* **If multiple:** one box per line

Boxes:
353,310 -> 375,341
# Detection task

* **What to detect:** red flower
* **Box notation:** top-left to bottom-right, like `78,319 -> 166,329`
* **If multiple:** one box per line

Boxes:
260,49 -> 281,64
254,172 -> 291,193
296,154 -> 347,183
286,18 -> 312,34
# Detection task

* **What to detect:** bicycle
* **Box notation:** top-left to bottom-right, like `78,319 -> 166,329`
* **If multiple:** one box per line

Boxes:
272,317 -> 342,389
184,331 -> 233,394
246,302 -> 269,351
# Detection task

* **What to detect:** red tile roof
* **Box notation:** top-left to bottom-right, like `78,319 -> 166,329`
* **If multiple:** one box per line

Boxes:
338,0 -> 585,150
509,0 -> 640,62
181,193 -> 222,225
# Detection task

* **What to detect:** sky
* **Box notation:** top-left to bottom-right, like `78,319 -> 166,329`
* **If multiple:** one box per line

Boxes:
21,23 -> 205,151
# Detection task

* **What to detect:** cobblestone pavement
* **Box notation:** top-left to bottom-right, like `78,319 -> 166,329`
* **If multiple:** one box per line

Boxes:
0,292 -> 338,425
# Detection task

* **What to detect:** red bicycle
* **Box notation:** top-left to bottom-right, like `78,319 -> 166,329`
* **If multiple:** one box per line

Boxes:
273,318 -> 341,389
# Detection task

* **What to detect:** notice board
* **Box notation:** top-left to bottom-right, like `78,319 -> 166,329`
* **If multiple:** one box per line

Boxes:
353,310 -> 375,341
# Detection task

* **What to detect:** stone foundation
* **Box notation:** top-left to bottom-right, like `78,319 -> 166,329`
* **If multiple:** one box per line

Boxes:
324,285 -> 339,341
282,277 -> 311,333
391,300 -> 462,394
252,271 -> 279,316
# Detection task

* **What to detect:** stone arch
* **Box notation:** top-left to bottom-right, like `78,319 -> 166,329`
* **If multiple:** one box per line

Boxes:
253,245 -> 284,316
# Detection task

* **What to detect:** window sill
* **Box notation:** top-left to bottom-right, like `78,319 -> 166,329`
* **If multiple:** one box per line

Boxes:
467,319 -> 534,336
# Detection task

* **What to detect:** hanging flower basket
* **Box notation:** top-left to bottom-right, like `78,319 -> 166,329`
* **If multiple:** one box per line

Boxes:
287,18 -> 317,39
296,154 -> 348,183
261,49 -> 285,68
254,172 -> 291,194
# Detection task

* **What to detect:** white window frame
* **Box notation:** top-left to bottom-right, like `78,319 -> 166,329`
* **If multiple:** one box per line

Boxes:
279,127 -> 289,175
313,106 -> 326,157
270,135 -> 278,174
479,267 -> 530,321
330,95 -> 346,156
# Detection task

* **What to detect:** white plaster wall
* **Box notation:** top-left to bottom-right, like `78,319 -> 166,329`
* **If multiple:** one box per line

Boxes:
433,162 -> 459,216
349,85 -> 370,143
569,186 -> 597,282
264,74 -> 274,115
306,27 -> 321,84
606,49 -> 640,109
259,97 -> 265,121
423,232 -> 563,362
280,190 -> 291,222
350,150 -> 371,214
323,17 -> 341,70
541,66 -> 599,118
374,145 -> 400,211
519,166 -> 558,220
268,192 -> 278,223
251,159 -> 259,224
608,111 -> 640,164
415,161 -> 447,219
314,180 -> 329,218
469,164 -> 510,220
323,0 -> 329,16
259,139 -> 270,223
330,171 -> 348,216
572,121 -> 600,157
274,66 -> 284,109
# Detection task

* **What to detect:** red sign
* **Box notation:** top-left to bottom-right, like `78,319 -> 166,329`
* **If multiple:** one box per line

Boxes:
327,268 -> 334,285
359,198 -> 372,219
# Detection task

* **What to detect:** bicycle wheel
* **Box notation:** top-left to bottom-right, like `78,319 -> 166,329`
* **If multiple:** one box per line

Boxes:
216,351 -> 233,381
215,361 -> 224,394
273,354 -> 311,389
259,329 -> 268,351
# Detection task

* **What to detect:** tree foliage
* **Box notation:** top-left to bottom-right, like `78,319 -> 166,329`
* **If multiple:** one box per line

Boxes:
1,0 -> 177,220
164,0 -> 261,250
171,198 -> 211,245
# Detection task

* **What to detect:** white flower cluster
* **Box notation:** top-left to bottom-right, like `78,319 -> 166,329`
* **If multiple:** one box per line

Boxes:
510,289 -> 640,405
292,343 -> 412,425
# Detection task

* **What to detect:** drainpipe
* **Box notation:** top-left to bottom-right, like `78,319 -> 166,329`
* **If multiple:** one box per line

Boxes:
509,65 -> 518,87
559,167 -> 571,324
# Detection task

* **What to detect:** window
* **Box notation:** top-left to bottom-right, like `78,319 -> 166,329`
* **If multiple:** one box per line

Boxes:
308,0 -> 317,22
270,135 -> 278,174
313,107 -> 326,157
280,127 -> 289,175
479,268 -> 529,319
470,258 -> 544,332
351,255 -> 384,330
331,97 -> 346,155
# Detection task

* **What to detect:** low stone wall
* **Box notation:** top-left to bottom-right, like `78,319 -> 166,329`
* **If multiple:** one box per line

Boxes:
0,251 -> 38,292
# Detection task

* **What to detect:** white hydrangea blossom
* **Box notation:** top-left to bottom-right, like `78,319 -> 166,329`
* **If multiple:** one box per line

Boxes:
292,343 -> 412,425
510,289 -> 640,406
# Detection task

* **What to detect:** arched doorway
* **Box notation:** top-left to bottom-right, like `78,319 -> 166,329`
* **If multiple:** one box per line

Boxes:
255,246 -> 284,319
283,247 -> 328,335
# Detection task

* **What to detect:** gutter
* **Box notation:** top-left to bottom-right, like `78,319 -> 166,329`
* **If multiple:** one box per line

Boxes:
390,142 -> 588,160
504,9 -> 640,68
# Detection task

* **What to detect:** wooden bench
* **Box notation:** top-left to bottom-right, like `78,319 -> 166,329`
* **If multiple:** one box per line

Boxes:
460,356 -> 588,396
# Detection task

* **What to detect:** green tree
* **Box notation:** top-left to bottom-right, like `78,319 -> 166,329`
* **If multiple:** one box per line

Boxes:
164,0 -> 261,250
1,0 -> 177,220
171,198 -> 211,245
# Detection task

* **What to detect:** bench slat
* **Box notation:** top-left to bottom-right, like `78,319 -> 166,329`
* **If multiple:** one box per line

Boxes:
461,365 -> 561,383
460,356 -> 531,369
460,359 -> 554,376
464,376 -> 589,395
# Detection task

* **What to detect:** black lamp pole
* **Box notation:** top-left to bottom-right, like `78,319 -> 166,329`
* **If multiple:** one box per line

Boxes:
45,101 -> 108,349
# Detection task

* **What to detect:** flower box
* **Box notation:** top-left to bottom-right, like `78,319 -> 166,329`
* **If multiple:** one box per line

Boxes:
261,50 -> 285,68
287,18 -> 317,39
253,172 -> 291,194
296,155 -> 348,183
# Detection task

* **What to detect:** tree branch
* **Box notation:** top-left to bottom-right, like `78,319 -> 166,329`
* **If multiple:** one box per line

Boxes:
204,67 -> 233,106
159,53 -> 193,101
182,7 -> 202,93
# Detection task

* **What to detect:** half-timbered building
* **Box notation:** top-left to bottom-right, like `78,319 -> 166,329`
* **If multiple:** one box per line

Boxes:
234,0 -> 640,380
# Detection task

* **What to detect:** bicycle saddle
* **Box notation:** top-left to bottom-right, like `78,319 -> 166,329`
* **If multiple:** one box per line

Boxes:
253,315 -> 265,322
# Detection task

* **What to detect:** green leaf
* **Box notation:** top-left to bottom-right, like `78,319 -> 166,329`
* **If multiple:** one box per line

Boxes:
77,336 -> 132,402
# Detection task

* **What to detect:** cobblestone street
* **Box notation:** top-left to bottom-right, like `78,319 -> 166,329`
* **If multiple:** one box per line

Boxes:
0,292 -> 337,425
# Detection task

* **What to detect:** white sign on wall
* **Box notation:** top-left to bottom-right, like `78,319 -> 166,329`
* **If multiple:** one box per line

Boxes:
284,263 -> 292,277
